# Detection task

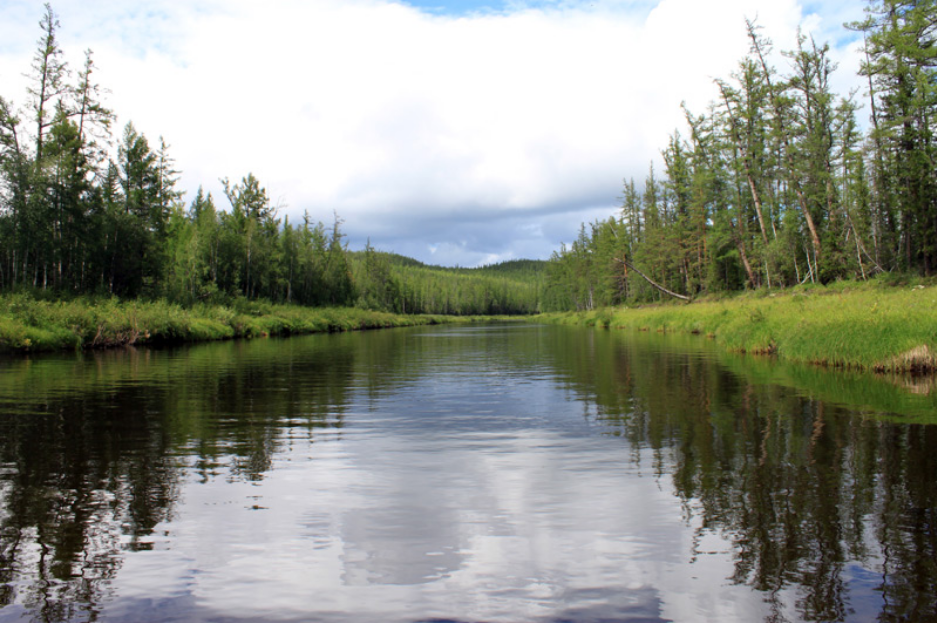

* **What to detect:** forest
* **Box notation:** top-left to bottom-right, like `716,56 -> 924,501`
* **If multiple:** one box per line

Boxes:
4,2 -> 935,322
0,5 -> 542,318
543,1 -> 937,312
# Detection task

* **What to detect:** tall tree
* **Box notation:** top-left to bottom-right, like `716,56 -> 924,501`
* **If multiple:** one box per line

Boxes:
108,122 -> 172,295
853,0 -> 937,274
221,173 -> 279,299
748,20 -> 824,270
28,4 -> 68,164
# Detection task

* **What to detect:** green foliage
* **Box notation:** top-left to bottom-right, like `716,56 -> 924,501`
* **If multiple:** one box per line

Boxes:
851,0 -> 937,273
545,7 -> 937,309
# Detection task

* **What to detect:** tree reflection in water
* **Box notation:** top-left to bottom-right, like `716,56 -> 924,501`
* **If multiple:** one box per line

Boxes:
0,387 -> 178,622
544,327 -> 937,622
0,327 -> 935,622
0,338 -> 355,622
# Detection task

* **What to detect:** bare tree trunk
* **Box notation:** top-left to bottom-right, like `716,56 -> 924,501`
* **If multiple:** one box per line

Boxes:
717,82 -> 771,247
747,175 -> 771,246
736,234 -> 757,288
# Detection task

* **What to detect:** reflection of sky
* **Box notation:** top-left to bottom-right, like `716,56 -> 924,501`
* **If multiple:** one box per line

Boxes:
104,359 -> 775,623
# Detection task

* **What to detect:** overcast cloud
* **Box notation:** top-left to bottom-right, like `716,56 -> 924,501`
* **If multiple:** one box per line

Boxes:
0,0 -> 867,266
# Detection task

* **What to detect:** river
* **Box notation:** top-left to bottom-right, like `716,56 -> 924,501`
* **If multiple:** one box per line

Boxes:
1,323 -> 935,622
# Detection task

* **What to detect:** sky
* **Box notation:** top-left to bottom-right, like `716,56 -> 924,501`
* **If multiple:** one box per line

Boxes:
0,0 -> 868,267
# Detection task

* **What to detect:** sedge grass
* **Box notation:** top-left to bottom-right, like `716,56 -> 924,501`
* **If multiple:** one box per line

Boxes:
538,282 -> 937,374
0,295 -> 461,353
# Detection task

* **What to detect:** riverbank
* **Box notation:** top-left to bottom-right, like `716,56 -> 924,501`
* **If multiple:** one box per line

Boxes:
0,295 -> 466,353
538,281 -> 937,374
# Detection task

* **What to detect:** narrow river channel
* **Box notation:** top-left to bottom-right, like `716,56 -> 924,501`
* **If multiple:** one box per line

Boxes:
1,324 -> 935,622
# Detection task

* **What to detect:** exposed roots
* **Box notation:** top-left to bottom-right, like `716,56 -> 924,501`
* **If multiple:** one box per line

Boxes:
876,345 -> 937,374
89,323 -> 144,348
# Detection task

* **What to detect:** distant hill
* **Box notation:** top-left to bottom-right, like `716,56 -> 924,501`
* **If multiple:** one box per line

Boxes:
377,252 -> 429,269
349,251 -> 546,278
468,259 -> 546,280
348,250 -> 546,315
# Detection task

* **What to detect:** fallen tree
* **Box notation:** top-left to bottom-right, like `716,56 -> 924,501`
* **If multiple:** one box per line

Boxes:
616,258 -> 692,302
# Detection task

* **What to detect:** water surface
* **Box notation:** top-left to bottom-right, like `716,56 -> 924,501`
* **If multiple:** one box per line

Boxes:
1,324 -> 935,622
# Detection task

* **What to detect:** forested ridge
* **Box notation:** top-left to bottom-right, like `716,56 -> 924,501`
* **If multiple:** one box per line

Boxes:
544,2 -> 937,312
352,249 -> 542,315
0,5 -> 542,317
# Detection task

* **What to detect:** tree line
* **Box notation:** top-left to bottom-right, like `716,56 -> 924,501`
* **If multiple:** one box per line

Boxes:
544,1 -> 937,311
0,5 -> 540,315
355,253 -> 542,315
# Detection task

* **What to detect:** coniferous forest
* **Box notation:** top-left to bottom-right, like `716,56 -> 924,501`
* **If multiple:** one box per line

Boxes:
543,3 -> 937,311
0,5 -> 541,318
4,3 -> 937,323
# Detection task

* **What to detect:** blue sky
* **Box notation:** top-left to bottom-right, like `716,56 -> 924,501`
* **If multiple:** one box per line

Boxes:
0,0 -> 867,267
403,0 -> 502,14
400,0 -> 657,17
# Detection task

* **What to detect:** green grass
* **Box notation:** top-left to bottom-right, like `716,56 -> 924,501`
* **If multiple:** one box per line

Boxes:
0,294 -> 465,353
538,280 -> 937,374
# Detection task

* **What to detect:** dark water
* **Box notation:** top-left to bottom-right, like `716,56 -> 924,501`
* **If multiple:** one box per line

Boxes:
1,324 -> 936,623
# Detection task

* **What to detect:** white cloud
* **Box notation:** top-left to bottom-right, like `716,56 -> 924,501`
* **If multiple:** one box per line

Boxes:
0,0 -> 867,266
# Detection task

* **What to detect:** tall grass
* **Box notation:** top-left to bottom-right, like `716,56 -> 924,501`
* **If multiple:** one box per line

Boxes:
539,281 -> 937,373
0,294 -> 457,353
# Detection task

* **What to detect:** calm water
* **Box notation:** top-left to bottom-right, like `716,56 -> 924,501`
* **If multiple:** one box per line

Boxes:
1,324 -> 936,623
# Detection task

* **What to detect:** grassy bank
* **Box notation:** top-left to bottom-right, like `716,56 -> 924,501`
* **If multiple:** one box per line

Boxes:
539,280 -> 937,374
0,295 -> 463,353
